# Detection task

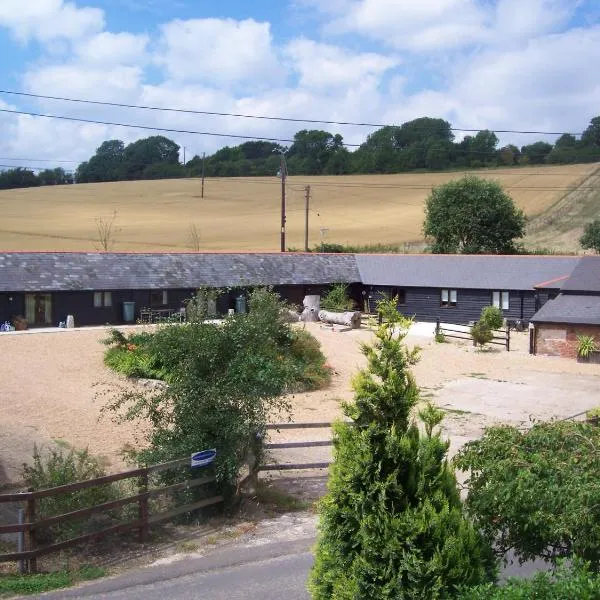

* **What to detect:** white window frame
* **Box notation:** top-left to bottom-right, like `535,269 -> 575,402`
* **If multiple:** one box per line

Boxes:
150,290 -> 168,307
94,291 -> 112,308
441,289 -> 457,307
492,291 -> 510,311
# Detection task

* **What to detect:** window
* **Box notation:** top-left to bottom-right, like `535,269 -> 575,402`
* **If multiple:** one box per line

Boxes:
390,288 -> 406,305
93,291 -> 112,308
150,290 -> 168,307
441,289 -> 457,307
492,291 -> 509,311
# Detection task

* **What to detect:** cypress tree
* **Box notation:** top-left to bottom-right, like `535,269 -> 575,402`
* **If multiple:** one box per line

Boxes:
309,302 -> 495,599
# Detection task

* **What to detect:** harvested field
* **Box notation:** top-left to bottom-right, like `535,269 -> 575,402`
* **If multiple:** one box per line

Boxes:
0,163 -> 597,252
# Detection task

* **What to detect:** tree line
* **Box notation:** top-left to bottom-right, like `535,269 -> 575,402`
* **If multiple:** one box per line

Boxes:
1,115 -> 599,189
0,167 -> 72,190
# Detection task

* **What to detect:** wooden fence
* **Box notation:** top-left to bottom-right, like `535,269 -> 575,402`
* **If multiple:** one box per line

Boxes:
435,319 -> 511,351
248,422 -> 336,477
0,457 -> 222,573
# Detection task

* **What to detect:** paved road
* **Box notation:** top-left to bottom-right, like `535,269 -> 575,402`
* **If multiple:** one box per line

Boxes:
39,538 -> 314,600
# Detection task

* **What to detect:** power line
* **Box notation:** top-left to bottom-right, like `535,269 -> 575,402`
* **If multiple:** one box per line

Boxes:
0,89 -> 586,136
0,157 -> 79,163
0,108 -> 308,146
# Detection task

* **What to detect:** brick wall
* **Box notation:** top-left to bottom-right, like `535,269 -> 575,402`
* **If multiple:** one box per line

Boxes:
535,323 -> 600,358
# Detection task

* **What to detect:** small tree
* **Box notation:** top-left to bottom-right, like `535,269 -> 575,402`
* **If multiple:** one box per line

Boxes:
94,210 -> 119,251
309,307 -> 495,598
423,176 -> 526,254
480,306 -> 504,330
320,283 -> 354,312
580,219 -> 600,253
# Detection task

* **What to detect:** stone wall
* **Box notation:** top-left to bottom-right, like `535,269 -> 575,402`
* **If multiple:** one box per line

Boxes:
535,323 -> 600,358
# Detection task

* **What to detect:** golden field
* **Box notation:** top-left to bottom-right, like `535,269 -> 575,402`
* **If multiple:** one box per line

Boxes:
0,163 -> 597,252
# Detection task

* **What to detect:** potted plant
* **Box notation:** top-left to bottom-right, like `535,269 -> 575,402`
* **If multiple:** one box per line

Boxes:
576,334 -> 598,362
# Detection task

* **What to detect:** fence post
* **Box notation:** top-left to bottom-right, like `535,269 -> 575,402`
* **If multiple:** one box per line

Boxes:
506,325 -> 510,352
24,490 -> 36,574
17,508 -> 25,574
435,318 -> 440,337
138,469 -> 149,543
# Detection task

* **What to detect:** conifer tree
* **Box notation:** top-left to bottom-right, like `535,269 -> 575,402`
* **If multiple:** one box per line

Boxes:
309,300 -> 495,599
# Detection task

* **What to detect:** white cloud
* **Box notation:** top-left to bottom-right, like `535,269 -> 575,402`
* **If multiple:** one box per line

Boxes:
0,0 -> 104,43
155,18 -> 282,87
328,0 -> 489,51
74,32 -> 149,65
285,39 -> 399,90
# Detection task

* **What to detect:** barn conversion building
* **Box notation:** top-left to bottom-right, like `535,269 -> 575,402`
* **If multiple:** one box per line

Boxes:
0,252 -> 598,358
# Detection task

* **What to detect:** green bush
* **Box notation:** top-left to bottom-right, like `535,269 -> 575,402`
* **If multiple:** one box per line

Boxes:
480,306 -> 504,330
577,334 -> 597,358
105,289 -> 327,497
0,566 -> 105,596
22,444 -> 119,544
471,321 -> 494,347
309,310 -> 495,599
455,420 -> 600,567
457,561 -> 600,599
320,283 -> 354,312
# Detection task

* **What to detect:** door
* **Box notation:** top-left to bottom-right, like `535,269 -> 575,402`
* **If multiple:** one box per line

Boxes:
25,294 -> 53,326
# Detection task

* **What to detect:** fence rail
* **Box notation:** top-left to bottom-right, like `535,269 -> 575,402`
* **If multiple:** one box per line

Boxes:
435,319 -> 511,351
0,457 -> 222,572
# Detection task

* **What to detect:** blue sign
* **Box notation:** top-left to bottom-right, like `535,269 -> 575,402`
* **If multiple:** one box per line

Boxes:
191,449 -> 217,468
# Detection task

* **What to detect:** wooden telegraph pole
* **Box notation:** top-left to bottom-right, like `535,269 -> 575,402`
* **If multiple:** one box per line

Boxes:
280,152 -> 287,252
304,185 -> 311,252
201,152 -> 206,198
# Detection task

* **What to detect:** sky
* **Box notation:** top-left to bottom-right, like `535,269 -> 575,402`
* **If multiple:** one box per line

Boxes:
0,0 -> 599,170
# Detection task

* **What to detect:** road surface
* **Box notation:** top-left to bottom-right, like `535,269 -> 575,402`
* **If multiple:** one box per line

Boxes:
39,538 -> 314,600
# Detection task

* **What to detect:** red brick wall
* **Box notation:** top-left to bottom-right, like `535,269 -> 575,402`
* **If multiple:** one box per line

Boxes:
535,323 -> 600,358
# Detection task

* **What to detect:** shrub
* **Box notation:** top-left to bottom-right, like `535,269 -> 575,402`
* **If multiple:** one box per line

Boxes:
22,444 -> 118,543
435,331 -> 447,343
105,289 -> 312,497
320,283 -> 354,312
480,306 -> 504,330
309,309 -> 495,598
457,561 -> 600,599
577,334 -> 597,358
471,321 -> 494,347
288,328 -> 331,390
455,420 -> 600,567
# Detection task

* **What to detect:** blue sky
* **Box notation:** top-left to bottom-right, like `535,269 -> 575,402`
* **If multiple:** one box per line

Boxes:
0,0 -> 599,168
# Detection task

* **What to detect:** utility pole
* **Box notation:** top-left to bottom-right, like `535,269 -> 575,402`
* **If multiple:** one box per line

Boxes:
201,152 -> 206,198
279,152 -> 287,252
183,146 -> 186,165
304,184 -> 311,252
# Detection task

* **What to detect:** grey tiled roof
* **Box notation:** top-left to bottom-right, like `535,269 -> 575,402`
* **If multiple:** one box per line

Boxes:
531,293 -> 600,325
0,253 -> 360,292
560,256 -> 600,292
355,254 -> 580,290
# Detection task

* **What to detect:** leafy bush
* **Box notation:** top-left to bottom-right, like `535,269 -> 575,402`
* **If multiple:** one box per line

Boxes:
288,328 -> 331,390
471,320 -> 494,347
455,420 -> 600,567
319,283 -> 354,312
457,561 -> 600,599
105,289 -> 328,497
309,308 -> 494,599
480,306 -> 504,330
0,566 -> 105,596
22,444 -> 118,543
435,331 -> 447,343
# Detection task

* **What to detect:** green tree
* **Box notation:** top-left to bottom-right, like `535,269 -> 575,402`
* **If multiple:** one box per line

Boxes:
309,309 -> 494,599
121,136 -> 180,180
580,219 -> 600,252
0,167 -> 39,189
423,176 -> 526,254
581,116 -> 600,147
520,141 -> 552,164
455,420 -> 600,567
76,139 -> 125,182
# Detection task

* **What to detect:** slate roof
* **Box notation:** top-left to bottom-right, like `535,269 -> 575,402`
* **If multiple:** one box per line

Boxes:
355,254 -> 580,290
530,293 -> 600,325
0,253 -> 361,292
560,256 -> 600,293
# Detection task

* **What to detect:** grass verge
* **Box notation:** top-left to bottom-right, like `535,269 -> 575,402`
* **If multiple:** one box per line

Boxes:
0,565 -> 105,598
